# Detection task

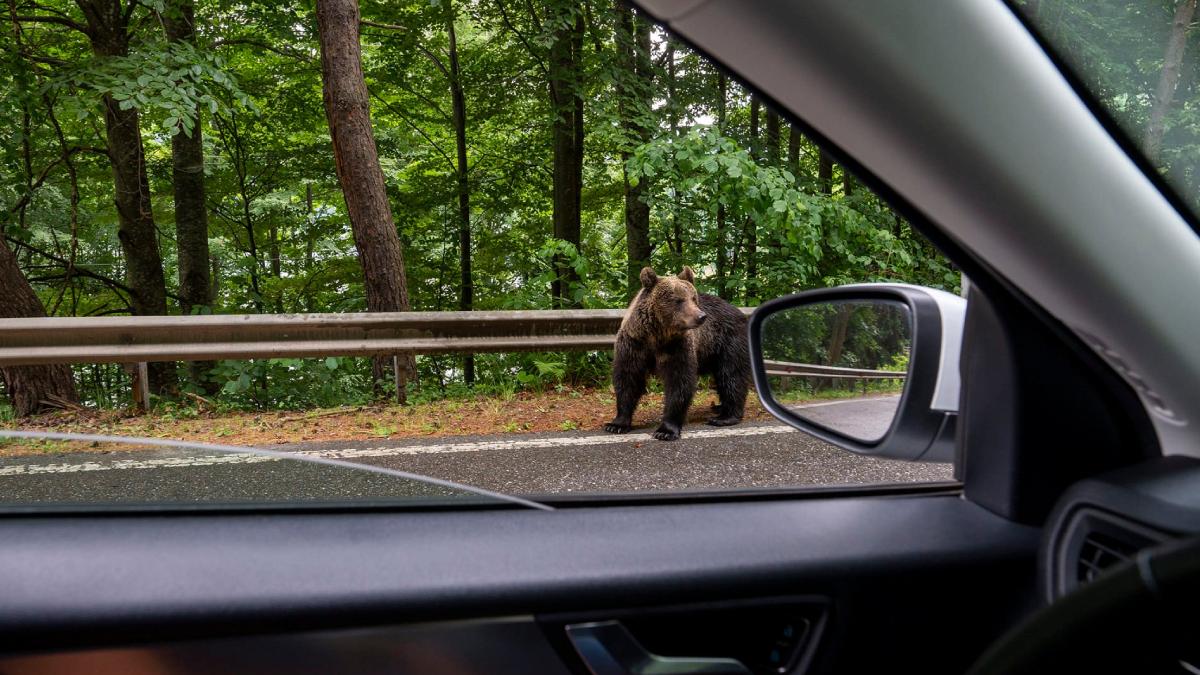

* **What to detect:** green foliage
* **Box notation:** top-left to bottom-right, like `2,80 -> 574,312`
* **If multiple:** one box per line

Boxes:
628,126 -> 954,302
1,0 -> 954,412
206,358 -> 373,409
48,43 -> 256,136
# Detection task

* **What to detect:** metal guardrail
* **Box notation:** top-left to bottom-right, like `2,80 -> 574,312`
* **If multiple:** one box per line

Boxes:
763,360 -> 907,379
0,310 -> 641,367
0,309 -> 903,408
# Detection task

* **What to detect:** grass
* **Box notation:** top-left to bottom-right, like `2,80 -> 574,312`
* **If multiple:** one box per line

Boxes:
0,381 -> 889,458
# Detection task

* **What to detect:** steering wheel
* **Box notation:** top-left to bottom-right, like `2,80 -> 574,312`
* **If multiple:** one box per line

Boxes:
966,535 -> 1200,675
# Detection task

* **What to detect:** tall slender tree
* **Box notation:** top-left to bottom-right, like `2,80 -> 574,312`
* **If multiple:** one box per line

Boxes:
548,1 -> 585,308
616,2 -> 652,299
162,0 -> 216,393
787,124 -> 802,175
818,149 -> 833,195
1144,0 -> 1198,164
315,0 -> 416,398
445,0 -> 474,384
715,71 -> 730,300
744,95 -> 760,302
77,0 -> 176,395
765,108 -> 780,164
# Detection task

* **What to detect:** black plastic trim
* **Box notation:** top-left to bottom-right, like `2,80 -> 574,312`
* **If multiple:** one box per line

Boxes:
0,481 -> 963,518
748,285 -> 944,461
1040,455 -> 1200,601
0,494 -> 1038,654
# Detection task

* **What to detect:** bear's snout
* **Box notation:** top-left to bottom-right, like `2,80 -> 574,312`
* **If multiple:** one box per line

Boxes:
695,312 -> 707,325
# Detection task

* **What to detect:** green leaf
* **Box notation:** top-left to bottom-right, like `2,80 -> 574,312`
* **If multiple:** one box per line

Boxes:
773,199 -> 787,213
324,357 -> 339,370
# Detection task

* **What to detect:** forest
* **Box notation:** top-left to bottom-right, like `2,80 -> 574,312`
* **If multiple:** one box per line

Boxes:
19,0 -> 1185,417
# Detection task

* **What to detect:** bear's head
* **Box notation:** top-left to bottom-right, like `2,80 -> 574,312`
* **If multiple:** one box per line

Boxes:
639,266 -> 707,336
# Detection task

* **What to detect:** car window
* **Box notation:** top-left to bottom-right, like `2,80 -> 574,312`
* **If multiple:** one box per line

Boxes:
0,1 -> 956,507
1018,0 -> 1200,215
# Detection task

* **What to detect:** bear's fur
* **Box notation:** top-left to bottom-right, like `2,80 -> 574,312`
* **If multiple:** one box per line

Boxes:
603,266 -> 750,441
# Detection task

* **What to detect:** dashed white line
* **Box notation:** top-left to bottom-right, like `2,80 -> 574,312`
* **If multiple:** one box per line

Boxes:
302,424 -> 797,459
0,424 -> 798,476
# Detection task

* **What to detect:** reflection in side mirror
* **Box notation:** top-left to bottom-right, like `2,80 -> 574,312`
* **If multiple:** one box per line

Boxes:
749,284 -> 965,463
761,300 -> 911,443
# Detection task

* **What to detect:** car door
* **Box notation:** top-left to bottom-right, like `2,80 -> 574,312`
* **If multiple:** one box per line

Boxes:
0,1 -> 1181,674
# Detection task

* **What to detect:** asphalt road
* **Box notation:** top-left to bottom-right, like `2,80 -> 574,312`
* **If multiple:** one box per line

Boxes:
0,397 -> 952,507
782,395 -> 901,441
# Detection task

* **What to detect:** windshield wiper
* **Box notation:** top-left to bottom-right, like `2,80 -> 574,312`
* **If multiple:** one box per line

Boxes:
0,430 -> 553,511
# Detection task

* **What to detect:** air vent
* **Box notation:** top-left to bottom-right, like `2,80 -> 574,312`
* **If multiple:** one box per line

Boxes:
1076,531 -> 1139,585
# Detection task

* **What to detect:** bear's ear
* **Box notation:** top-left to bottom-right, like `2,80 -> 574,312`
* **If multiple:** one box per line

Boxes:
678,266 -> 695,284
640,267 -> 658,290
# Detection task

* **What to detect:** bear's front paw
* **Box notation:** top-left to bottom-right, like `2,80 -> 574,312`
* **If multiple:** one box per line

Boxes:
653,424 -> 681,441
603,421 -> 631,434
706,415 -> 742,427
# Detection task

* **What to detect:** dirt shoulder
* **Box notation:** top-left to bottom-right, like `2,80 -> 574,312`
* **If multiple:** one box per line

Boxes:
0,388 -> 777,457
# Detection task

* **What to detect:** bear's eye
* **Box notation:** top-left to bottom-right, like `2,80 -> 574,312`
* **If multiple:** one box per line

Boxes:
675,298 -> 685,305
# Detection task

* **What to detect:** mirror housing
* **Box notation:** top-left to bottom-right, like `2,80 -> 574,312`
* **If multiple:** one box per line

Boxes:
749,284 -> 965,462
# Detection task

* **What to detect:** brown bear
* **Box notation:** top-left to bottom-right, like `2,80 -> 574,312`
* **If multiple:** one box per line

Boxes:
604,266 -> 750,441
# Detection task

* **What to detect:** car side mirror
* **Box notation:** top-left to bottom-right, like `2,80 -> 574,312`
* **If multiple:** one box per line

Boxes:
749,284 -> 965,462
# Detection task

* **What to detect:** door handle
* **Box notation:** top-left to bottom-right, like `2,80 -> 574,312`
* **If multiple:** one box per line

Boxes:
565,621 -> 752,675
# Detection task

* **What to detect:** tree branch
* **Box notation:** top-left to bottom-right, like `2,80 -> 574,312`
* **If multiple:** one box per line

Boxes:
209,37 -> 315,63
360,19 -> 450,78
13,14 -> 88,34
369,90 -> 456,172
494,0 -> 548,79
1,234 -> 169,302
6,146 -> 103,215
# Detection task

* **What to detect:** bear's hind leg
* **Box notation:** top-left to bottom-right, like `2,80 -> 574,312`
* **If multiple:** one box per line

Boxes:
708,352 -> 748,427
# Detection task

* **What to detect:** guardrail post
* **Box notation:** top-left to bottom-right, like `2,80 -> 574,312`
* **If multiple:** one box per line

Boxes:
131,362 -> 150,413
393,355 -> 407,405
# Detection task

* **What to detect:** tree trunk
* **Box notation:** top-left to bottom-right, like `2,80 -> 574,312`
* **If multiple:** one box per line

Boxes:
1144,0 -> 1197,164
548,4 -> 584,308
315,0 -> 415,399
715,72 -> 730,300
617,3 -> 652,300
824,304 -> 853,390
163,0 -> 217,394
818,150 -> 833,195
843,168 -> 855,197
447,0 -> 474,385
81,0 -> 176,397
788,124 -> 802,176
745,96 -> 760,303
765,109 -> 780,164
0,239 -> 78,416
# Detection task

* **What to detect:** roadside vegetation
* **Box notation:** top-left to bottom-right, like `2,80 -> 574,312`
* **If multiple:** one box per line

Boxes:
0,386 -> 785,456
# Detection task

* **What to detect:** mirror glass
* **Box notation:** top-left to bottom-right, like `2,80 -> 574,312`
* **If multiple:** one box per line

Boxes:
760,299 -> 911,442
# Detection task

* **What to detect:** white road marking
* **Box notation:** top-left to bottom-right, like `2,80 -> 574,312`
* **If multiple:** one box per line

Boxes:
0,424 -> 798,476
0,453 -> 276,476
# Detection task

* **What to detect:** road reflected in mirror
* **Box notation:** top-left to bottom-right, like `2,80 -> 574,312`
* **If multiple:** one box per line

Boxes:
761,300 -> 911,443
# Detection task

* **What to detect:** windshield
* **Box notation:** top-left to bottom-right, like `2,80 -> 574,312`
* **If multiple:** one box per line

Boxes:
1,2 -> 957,510
1019,0 -> 1200,214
